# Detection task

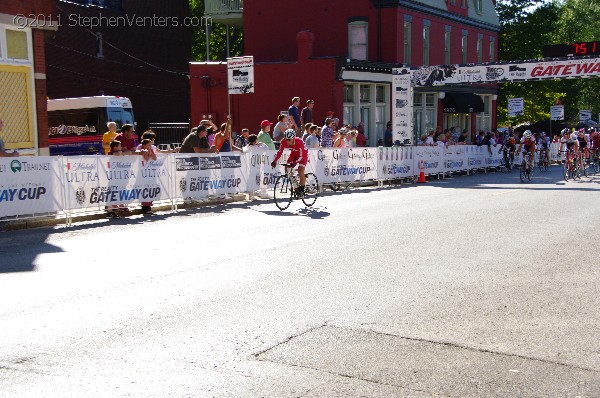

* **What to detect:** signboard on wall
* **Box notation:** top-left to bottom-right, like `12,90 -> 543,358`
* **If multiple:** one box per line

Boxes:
391,68 -> 413,145
227,56 -> 254,94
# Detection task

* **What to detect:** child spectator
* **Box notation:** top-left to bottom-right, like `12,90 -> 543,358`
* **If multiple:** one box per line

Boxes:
137,139 -> 157,215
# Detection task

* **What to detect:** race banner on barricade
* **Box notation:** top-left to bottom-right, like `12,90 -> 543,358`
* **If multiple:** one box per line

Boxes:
413,146 -> 443,175
379,146 -> 414,179
174,154 -> 246,199
549,143 -> 562,162
466,145 -> 486,171
0,157 -> 64,217
444,145 -> 467,173
485,146 -> 503,169
243,150 -> 280,193
309,148 -> 378,184
63,155 -> 174,210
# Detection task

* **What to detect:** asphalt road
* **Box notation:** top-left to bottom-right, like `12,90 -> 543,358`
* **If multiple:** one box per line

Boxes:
1,166 -> 599,398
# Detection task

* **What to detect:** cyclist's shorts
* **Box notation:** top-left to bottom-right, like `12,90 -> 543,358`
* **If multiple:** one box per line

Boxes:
289,155 -> 308,167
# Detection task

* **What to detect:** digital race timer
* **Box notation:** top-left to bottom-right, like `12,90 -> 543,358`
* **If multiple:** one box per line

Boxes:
543,41 -> 600,58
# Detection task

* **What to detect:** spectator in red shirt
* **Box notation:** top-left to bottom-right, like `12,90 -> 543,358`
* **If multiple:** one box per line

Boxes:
355,128 -> 367,147
115,124 -> 136,154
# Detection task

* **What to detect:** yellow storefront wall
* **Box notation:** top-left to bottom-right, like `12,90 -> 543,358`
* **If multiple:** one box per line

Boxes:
0,64 -> 34,149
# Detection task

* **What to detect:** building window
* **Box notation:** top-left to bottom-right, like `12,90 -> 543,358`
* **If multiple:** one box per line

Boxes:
489,38 -> 495,62
450,0 -> 456,5
477,34 -> 483,63
476,95 -> 491,132
461,0 -> 467,8
474,0 -> 483,13
413,92 -> 436,141
6,29 -> 28,60
461,30 -> 468,64
360,85 -> 371,103
348,21 -> 368,61
376,85 -> 385,103
423,22 -> 430,67
444,27 -> 451,64
403,20 -> 412,65
344,85 -> 355,103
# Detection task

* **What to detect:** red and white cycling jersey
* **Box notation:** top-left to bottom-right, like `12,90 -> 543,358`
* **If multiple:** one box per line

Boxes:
273,137 -> 308,166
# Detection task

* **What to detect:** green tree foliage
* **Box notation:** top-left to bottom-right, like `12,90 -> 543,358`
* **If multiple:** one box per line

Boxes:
189,0 -> 243,62
497,0 -> 600,127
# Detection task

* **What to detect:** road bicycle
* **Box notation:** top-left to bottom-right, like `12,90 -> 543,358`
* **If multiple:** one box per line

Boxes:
580,148 -> 589,177
537,148 -> 549,172
520,151 -> 534,182
561,150 -> 581,181
499,147 -> 514,172
588,148 -> 600,175
273,164 -> 320,210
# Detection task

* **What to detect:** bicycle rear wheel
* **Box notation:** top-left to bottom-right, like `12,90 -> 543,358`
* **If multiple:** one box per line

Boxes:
593,156 -> 600,174
274,175 -> 293,210
581,157 -> 589,177
302,173 -> 319,207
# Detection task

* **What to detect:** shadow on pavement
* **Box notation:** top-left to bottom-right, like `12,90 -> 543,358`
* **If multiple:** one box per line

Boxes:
0,228 -> 64,273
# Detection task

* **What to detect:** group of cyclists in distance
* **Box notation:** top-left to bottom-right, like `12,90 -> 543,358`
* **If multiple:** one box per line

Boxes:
496,126 -> 600,173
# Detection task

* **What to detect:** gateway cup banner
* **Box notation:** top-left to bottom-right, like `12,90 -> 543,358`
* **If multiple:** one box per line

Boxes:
0,157 -> 63,217
64,156 -> 173,209
310,148 -> 378,184
410,57 -> 600,87
175,154 -> 245,199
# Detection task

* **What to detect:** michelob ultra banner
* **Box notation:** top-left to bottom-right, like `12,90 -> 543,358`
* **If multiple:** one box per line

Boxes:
0,157 -> 63,217
63,155 -> 173,209
174,154 -> 246,199
243,149 -> 282,193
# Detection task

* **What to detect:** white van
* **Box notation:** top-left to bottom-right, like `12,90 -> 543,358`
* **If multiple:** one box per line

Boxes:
47,96 -> 135,156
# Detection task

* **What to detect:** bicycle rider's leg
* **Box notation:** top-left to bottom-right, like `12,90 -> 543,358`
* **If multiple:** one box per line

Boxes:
298,165 -> 306,187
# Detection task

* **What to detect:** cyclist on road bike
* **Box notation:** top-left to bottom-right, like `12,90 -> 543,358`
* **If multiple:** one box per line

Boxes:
558,128 -> 579,155
590,127 -> 600,152
537,132 -> 550,162
271,128 -> 309,197
499,131 -> 516,169
576,128 -> 588,156
516,130 -> 536,170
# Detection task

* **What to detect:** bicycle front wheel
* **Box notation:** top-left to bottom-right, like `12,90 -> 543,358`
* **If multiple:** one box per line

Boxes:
581,157 -> 589,177
302,173 -> 319,207
274,175 -> 293,210
520,161 -> 527,183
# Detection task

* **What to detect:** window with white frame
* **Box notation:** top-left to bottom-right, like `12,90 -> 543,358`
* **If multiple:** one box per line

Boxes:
477,34 -> 483,63
348,21 -> 368,61
461,0 -> 467,8
0,25 -> 32,65
489,37 -> 495,62
413,92 -> 436,140
423,22 -> 430,67
444,27 -> 451,64
404,17 -> 412,65
476,95 -> 491,132
474,0 -> 483,13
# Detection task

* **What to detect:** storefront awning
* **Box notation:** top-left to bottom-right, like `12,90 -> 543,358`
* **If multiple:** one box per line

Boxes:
442,93 -> 484,113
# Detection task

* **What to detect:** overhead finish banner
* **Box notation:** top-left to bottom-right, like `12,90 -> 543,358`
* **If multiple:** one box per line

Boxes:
410,57 -> 600,86
227,56 -> 254,94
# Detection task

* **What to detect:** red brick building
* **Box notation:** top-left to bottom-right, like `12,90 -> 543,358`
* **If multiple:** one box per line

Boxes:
46,0 -> 192,135
191,0 -> 500,145
0,0 -> 56,155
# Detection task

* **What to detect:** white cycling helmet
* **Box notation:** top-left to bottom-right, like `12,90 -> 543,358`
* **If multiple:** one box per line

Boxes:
523,130 -> 533,140
561,128 -> 570,136
284,129 -> 296,140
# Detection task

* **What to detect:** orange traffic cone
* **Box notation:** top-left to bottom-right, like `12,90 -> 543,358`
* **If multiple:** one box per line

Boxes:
417,160 -> 427,183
